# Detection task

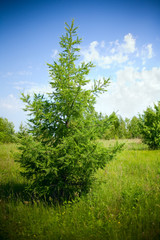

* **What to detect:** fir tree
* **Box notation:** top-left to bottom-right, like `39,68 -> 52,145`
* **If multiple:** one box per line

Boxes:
17,20 -> 122,202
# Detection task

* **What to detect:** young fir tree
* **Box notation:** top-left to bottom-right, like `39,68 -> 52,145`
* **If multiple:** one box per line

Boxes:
18,20 -> 122,202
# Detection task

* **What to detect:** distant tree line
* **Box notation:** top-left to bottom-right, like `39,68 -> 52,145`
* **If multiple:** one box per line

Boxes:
95,112 -> 142,140
0,113 -> 142,145
1,100 -> 160,150
94,101 -> 160,150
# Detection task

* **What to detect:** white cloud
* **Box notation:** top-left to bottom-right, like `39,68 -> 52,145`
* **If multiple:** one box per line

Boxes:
13,80 -> 36,90
81,33 -> 137,69
101,53 -> 128,65
23,84 -> 52,96
0,83 -> 53,131
1,83 -> 52,112
0,94 -> 23,111
0,94 -> 28,131
82,41 -> 100,62
0,84 -> 53,130
111,33 -> 136,54
122,33 -> 136,53
1,70 -> 32,78
81,33 -> 155,69
141,44 -> 153,64
147,44 -> 153,59
95,66 -> 160,118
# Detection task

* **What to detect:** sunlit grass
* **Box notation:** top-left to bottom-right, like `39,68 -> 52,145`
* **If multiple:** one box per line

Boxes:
0,142 -> 160,239
98,138 -> 148,150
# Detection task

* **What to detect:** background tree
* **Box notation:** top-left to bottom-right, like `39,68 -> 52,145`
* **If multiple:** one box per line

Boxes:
96,114 -> 142,140
139,102 -> 160,149
0,117 -> 15,143
103,113 -> 126,139
17,20 -> 122,202
94,112 -> 116,139
129,116 -> 141,139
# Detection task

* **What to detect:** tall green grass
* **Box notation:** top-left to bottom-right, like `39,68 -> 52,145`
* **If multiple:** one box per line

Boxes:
0,142 -> 160,240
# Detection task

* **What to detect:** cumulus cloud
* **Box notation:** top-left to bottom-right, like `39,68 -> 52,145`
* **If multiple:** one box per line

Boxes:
82,41 -> 100,62
81,33 -> 137,68
110,33 -> 136,54
95,66 -> 160,118
122,33 -> 136,53
81,40 -> 128,69
81,33 -> 154,68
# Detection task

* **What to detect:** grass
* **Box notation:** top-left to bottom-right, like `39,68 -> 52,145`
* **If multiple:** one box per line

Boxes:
0,141 -> 160,239
98,138 -> 148,150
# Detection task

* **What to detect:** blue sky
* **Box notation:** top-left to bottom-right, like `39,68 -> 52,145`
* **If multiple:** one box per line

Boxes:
0,0 -> 160,131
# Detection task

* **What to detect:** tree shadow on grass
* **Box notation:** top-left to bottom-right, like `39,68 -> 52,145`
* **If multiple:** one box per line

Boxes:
0,181 -> 30,201
0,180 -> 82,206
0,181 -> 31,240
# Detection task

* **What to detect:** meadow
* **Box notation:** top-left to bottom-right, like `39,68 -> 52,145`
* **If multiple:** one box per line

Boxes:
0,140 -> 160,240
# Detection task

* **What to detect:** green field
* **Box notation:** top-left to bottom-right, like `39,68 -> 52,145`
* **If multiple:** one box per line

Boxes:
0,140 -> 160,240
